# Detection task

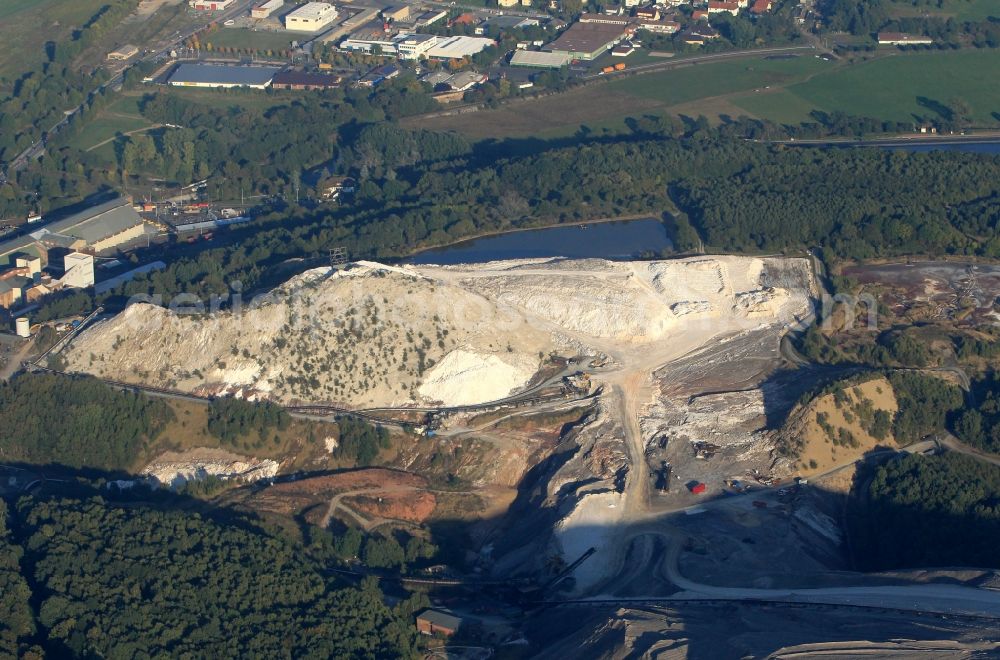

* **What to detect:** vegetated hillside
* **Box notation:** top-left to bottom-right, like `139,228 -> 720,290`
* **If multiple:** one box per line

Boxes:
852,453 -> 1000,570
6,495 -> 423,658
0,373 -> 173,470
778,371 -> 963,463
778,376 -> 897,475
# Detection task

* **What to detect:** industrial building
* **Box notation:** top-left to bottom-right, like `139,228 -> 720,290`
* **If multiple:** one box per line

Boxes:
425,35 -> 494,59
510,50 -> 572,68
189,0 -> 235,10
544,20 -> 630,60
62,253 -> 95,289
339,27 -> 398,55
251,0 -> 283,18
271,70 -> 341,90
107,44 -> 140,61
340,32 -> 493,60
168,63 -> 280,89
284,2 -> 338,32
877,32 -> 934,45
394,33 -> 438,59
0,198 -> 149,268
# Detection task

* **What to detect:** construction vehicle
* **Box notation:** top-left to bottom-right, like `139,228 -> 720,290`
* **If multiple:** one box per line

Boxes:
601,65 -> 614,74
614,62 -> 626,71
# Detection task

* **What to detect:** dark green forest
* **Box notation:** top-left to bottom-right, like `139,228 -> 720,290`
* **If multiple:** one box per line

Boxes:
853,453 -> 1000,570
953,375 -> 1000,453
2,495 -> 421,658
0,374 -> 173,470
334,417 -> 392,466
888,371 -> 965,443
207,396 -> 290,445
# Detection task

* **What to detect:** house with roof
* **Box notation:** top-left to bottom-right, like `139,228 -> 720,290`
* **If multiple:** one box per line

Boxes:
416,609 -> 463,637
708,1 -> 741,15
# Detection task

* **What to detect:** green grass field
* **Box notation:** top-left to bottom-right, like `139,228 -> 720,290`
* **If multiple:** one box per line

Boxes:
608,55 -> 830,107
734,50 -> 1000,124
413,49 -> 1000,138
0,0 -> 109,77
66,115 -> 155,151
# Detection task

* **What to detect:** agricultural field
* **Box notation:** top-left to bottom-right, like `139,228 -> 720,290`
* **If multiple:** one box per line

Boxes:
412,49 -> 1000,139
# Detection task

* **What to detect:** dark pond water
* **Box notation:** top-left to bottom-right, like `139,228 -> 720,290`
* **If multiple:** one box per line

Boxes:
406,218 -> 673,265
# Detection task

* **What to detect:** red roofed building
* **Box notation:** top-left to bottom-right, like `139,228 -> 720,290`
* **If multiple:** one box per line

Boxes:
692,10 -> 709,20
690,482 -> 707,494
750,0 -> 771,13
708,1 -> 740,15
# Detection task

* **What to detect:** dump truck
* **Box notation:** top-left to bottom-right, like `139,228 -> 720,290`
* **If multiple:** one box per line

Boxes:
601,66 -> 615,74
614,62 -> 626,71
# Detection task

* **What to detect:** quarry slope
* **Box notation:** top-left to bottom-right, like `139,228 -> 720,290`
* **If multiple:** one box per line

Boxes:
64,256 -> 811,408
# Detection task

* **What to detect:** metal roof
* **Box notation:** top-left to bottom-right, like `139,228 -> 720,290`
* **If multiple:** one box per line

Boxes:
510,50 -> 573,67
169,64 -> 281,86
54,200 -> 144,244
545,22 -> 626,56
272,70 -> 340,87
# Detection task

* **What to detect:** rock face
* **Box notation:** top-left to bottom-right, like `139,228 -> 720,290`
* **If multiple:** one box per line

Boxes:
64,256 -> 811,408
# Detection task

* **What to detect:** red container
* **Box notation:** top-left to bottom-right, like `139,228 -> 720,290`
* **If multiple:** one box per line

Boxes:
690,482 -> 706,494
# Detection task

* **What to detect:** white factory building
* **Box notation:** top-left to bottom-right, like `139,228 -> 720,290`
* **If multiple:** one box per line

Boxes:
62,253 -> 95,289
339,32 -> 494,60
284,2 -> 338,31
425,35 -> 495,59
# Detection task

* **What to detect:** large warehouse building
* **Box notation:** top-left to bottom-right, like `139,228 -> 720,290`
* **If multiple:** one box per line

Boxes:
284,2 -> 338,32
0,198 -> 149,266
544,20 -> 630,60
168,63 -> 281,89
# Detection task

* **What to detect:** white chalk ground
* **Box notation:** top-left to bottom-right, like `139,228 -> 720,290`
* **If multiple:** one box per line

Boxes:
418,349 -> 537,405
64,256 -> 812,409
